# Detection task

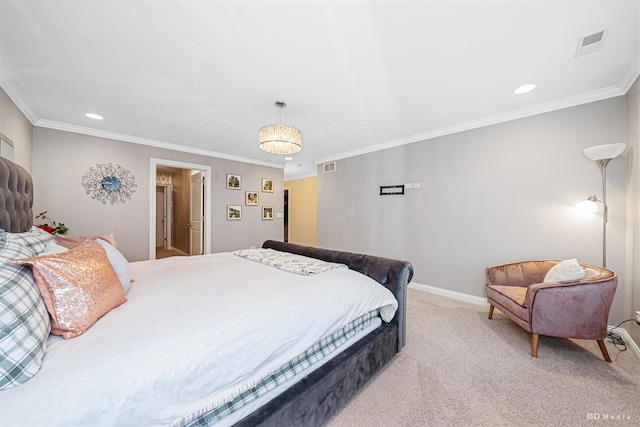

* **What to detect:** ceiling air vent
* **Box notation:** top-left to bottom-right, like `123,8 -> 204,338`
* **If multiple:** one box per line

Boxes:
323,162 -> 336,173
575,28 -> 608,58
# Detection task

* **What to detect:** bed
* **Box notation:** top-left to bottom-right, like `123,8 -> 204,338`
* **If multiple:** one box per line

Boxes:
0,156 -> 413,426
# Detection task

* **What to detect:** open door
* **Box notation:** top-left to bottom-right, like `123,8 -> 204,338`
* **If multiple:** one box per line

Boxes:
189,171 -> 204,256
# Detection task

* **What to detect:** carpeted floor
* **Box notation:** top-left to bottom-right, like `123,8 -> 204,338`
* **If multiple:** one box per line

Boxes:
327,287 -> 640,427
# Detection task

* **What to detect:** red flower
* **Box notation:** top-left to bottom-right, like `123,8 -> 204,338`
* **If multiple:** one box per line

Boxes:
36,224 -> 55,234
35,211 -> 68,235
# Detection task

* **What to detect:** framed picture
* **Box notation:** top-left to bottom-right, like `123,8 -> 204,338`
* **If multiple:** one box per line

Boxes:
262,206 -> 274,220
226,173 -> 241,190
227,205 -> 242,220
262,178 -> 274,193
245,191 -> 259,205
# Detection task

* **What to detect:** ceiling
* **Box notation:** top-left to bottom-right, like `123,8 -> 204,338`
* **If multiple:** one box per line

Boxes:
1,1 -> 639,179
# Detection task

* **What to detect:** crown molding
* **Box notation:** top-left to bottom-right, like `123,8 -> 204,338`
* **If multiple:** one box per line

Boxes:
316,85 -> 625,165
0,63 -> 40,124
35,119 -> 284,169
284,171 -> 317,181
618,48 -> 640,94
3,56 -> 633,172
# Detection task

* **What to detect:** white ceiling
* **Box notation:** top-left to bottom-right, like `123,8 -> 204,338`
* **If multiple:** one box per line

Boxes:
1,1 -> 639,179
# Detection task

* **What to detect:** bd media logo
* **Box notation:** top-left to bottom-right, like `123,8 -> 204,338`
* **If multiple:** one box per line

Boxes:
586,413 -> 631,421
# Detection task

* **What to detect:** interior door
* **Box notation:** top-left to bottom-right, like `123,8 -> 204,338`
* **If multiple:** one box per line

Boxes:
189,171 -> 204,256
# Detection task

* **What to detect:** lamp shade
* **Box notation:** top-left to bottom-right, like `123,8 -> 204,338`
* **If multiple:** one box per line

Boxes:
576,196 -> 599,213
259,125 -> 302,154
583,143 -> 626,161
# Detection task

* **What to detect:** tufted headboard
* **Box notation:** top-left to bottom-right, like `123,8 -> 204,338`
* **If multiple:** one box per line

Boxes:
0,157 -> 34,233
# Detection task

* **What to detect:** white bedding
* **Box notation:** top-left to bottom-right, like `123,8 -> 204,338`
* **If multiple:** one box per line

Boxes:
0,251 -> 398,426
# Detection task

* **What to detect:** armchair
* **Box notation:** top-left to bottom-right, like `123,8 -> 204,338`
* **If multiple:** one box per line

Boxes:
485,259 -> 617,361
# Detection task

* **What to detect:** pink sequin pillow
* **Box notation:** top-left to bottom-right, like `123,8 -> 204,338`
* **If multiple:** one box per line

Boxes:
55,233 -> 117,249
10,239 -> 126,339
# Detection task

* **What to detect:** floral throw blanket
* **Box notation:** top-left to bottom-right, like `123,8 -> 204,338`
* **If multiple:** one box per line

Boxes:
233,248 -> 347,276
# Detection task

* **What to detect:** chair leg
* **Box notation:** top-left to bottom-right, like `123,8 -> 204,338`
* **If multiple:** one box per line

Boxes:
597,340 -> 612,363
488,305 -> 494,319
531,333 -> 539,358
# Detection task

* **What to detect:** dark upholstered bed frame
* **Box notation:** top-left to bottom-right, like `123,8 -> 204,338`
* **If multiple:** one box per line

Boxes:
239,240 -> 413,426
0,157 -> 414,426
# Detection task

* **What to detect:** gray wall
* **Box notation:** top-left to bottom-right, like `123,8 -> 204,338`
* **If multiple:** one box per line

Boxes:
318,97 -> 627,324
625,77 -> 640,345
0,88 -> 33,171
33,128 -> 284,261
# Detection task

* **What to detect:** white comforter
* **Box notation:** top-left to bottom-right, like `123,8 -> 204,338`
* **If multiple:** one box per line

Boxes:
0,252 -> 397,426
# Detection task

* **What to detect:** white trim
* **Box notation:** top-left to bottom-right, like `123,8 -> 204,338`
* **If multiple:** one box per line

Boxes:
409,282 -> 489,306
149,158 -> 212,260
2,56 -> 635,171
618,47 -> 640,94
36,119 -> 283,170
284,171 -> 318,181
0,63 -> 40,124
2,67 -> 630,172
315,86 -> 624,165
410,282 -> 640,361
609,326 -> 640,361
284,172 -> 318,182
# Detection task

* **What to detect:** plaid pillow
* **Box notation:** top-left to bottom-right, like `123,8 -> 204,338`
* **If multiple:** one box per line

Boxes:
6,226 -> 55,255
0,229 -> 51,389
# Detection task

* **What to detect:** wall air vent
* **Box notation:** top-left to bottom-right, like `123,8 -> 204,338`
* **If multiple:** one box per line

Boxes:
323,162 -> 336,173
575,28 -> 608,58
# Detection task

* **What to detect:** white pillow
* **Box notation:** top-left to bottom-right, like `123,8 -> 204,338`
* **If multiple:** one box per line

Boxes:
95,238 -> 132,293
41,241 -> 69,255
543,258 -> 586,283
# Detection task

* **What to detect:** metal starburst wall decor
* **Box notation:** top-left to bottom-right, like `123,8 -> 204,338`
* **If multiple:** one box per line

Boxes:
81,163 -> 137,205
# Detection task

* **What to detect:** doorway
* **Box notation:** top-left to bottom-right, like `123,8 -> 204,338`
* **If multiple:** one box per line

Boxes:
149,159 -> 212,260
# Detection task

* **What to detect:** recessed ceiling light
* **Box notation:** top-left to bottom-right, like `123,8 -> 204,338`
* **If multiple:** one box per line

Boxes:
284,157 -> 293,161
85,113 -> 103,120
513,84 -> 536,95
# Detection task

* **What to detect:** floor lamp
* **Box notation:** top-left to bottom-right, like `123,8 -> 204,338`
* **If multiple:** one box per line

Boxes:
581,142 -> 626,267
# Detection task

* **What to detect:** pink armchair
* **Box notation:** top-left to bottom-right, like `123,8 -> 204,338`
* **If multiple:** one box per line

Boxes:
485,259 -> 618,361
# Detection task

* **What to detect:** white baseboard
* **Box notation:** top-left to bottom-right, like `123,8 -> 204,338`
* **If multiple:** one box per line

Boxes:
609,326 -> 640,360
409,282 -> 640,360
409,282 -> 489,306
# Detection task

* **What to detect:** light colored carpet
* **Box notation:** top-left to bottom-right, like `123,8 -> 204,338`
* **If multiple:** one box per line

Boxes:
328,288 -> 640,427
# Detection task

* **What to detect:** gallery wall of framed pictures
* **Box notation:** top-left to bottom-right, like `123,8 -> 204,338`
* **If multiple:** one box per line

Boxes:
226,174 -> 275,221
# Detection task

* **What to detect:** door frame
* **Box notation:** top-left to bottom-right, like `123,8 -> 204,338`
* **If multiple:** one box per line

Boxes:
149,158 -> 212,260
